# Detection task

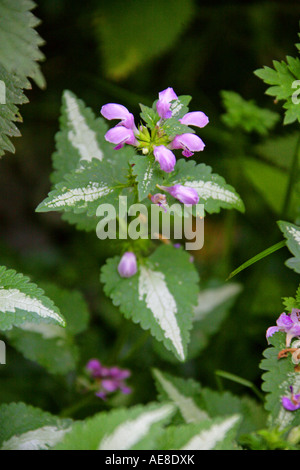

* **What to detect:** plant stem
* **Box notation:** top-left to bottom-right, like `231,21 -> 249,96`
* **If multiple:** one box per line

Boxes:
227,239 -> 286,280
281,133 -> 300,218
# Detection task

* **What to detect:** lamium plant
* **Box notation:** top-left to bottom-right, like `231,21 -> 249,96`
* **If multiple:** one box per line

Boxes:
36,86 -> 245,362
2,1 -> 300,452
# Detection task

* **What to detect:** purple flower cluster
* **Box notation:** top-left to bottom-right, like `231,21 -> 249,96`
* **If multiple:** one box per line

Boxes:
266,309 -> 300,347
86,359 -> 131,400
100,87 -> 209,208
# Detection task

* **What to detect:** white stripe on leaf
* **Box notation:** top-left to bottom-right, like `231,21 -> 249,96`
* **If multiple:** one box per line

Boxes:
1,425 -> 71,450
0,288 -> 65,326
180,415 -> 240,450
153,369 -> 208,423
64,91 -> 104,162
184,180 -> 241,206
287,225 -> 300,245
193,283 -> 242,321
138,266 -> 184,360
98,404 -> 174,450
44,183 -> 112,209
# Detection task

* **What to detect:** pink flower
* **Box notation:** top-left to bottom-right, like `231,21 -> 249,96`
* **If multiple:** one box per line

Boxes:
86,359 -> 132,400
101,103 -> 137,131
104,126 -> 138,150
156,87 -> 178,119
159,184 -> 199,206
171,133 -> 205,157
100,88 -> 209,169
86,359 -> 109,377
266,309 -> 300,346
153,145 -> 176,173
179,111 -> 209,129
118,252 -> 138,278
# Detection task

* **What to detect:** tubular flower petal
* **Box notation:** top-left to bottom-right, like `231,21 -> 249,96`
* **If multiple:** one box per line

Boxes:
101,103 -> 137,131
153,145 -> 176,173
171,133 -> 205,157
117,252 -> 138,278
266,309 -> 300,346
282,386 -> 300,411
105,126 -> 138,150
159,184 -> 199,206
180,111 -> 209,128
156,87 -> 178,119
151,193 -> 168,212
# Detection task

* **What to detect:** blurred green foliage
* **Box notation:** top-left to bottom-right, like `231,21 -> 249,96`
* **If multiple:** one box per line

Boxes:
1,0 -> 300,418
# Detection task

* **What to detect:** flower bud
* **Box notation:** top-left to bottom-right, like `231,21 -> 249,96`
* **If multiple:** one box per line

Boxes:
156,87 -> 178,119
117,251 -> 138,278
153,145 -> 176,173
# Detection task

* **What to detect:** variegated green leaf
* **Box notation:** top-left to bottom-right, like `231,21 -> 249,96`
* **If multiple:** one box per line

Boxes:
36,156 -> 136,219
153,370 -> 266,437
101,245 -> 199,361
5,284 -> 89,374
153,282 -> 242,363
278,220 -> 300,273
0,402 -> 72,450
152,369 -> 208,423
159,415 -> 240,450
167,159 -> 244,215
51,90 -> 117,185
55,403 -> 174,450
0,265 -> 65,330
193,283 -> 242,322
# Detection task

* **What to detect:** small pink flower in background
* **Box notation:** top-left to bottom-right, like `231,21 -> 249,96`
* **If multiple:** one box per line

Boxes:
266,309 -> 300,346
86,358 -> 109,377
153,145 -> 176,173
118,251 -> 138,278
159,184 -> 199,206
86,359 -> 132,400
282,386 -> 300,411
